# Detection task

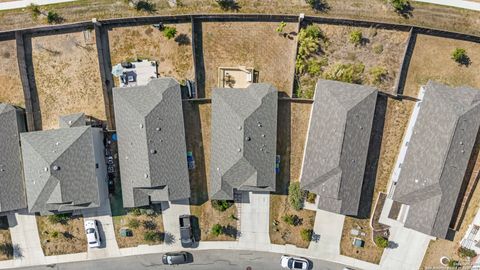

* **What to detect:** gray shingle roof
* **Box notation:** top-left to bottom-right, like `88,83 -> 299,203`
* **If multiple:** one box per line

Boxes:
393,81 -> 480,239
21,126 -> 103,214
0,104 -> 27,213
113,78 -> 190,207
210,84 -> 278,200
59,113 -> 86,128
300,80 -> 378,216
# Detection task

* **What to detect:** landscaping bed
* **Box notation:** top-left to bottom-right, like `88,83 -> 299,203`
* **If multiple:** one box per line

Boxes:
0,216 -> 13,261
200,21 -> 297,97
31,32 -> 105,130
36,214 -> 87,256
295,24 -> 408,98
0,40 -> 24,107
183,101 -> 238,241
403,34 -> 480,97
112,206 -> 164,248
108,24 -> 194,84
269,101 -> 315,248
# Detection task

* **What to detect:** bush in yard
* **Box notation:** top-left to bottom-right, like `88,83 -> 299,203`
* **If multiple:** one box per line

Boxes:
216,0 -> 240,11
28,4 -> 41,19
288,182 -> 305,211
369,66 -> 388,85
282,214 -> 300,226
374,236 -> 389,248
162,26 -> 177,40
143,231 -> 162,242
51,231 -> 59,238
300,229 -> 313,242
47,213 -> 70,224
307,58 -> 328,76
211,200 -> 234,212
142,220 -> 157,230
46,11 -> 63,24
448,259 -> 460,268
324,63 -> 365,84
276,21 -> 287,34
211,224 -> 223,236
388,0 -> 410,13
306,192 -> 317,204
130,208 -> 142,216
0,243 -> 13,258
349,30 -> 363,46
451,48 -> 470,65
135,1 -> 156,12
127,218 -> 140,229
305,0 -> 329,11
458,246 -> 477,258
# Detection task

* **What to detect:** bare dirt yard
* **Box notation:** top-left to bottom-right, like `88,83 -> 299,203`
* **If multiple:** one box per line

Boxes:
295,24 -> 408,98
183,101 -> 238,241
269,101 -> 316,248
108,24 -> 194,85
340,97 -> 415,264
112,207 -> 164,248
200,22 -> 297,97
31,31 -> 105,130
0,40 -> 24,107
403,34 -> 480,97
0,216 -> 13,261
36,214 -> 87,256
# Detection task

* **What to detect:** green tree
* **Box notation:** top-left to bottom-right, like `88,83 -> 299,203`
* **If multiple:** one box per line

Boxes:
162,26 -> 177,39
349,30 -> 363,46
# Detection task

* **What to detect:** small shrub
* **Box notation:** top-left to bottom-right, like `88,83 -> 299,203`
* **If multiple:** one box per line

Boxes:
130,208 -> 142,216
46,11 -> 63,24
162,26 -> 177,39
288,182 -> 305,211
448,259 -> 460,268
282,214 -> 300,226
369,66 -> 388,85
349,30 -> 363,46
0,243 -> 13,258
305,0 -> 329,11
324,63 -> 365,84
451,48 -> 469,65
211,200 -> 234,212
373,44 -> 384,54
135,1 -> 156,12
389,0 -> 410,13
143,231 -> 162,242
229,214 -> 238,220
51,231 -> 59,238
458,246 -> 477,258
307,58 -> 328,76
211,224 -> 223,236
216,0 -> 240,11
142,220 -> 157,230
306,192 -> 317,204
28,4 -> 41,19
47,213 -> 70,224
127,218 -> 140,229
276,21 -> 287,33
300,229 -> 313,242
374,236 -> 389,248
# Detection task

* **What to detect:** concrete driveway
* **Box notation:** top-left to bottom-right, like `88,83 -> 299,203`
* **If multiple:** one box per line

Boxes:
82,204 -> 120,259
308,209 -> 345,256
238,191 -> 271,250
161,199 -> 191,247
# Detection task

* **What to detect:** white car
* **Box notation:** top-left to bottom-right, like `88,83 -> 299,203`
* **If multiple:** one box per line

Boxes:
84,220 -> 101,248
280,255 -> 310,269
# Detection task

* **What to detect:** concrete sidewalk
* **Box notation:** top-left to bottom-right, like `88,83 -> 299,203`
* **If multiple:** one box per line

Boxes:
238,191 -> 271,250
161,199 -> 191,248
414,0 -> 480,11
0,0 -> 76,11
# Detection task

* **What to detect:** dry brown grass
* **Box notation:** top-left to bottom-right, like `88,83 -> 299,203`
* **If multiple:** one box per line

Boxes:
31,31 -> 105,130
36,215 -> 87,256
269,101 -> 315,248
0,40 -> 24,107
403,34 -> 480,97
201,21 -> 297,97
296,25 -> 408,98
340,98 -> 415,264
184,102 -> 238,241
112,209 -> 164,248
0,217 -> 12,261
108,24 -> 194,84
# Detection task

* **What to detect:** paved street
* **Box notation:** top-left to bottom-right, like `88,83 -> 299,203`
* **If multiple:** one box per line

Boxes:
17,250 -> 348,270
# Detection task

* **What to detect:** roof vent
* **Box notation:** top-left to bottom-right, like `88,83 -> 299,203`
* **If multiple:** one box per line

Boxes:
156,127 -> 161,131
68,120 -> 73,125
258,123 -> 262,127
238,126 -> 242,130
0,169 -> 4,172
237,148 -> 241,152
144,173 -> 149,178
150,149 -> 157,154
414,179 -> 419,183
460,141 -> 464,145
44,167 -> 49,172
139,124 -> 144,128
245,137 -> 251,141
52,165 -> 60,171
126,156 -> 129,160
55,141 -> 60,146
261,134 -> 265,137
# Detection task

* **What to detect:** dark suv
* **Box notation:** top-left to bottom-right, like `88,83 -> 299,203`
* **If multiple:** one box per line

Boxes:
179,215 -> 195,247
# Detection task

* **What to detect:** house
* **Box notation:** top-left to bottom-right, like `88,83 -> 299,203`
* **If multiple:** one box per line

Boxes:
58,112 -> 86,128
391,81 -> 480,239
113,78 -> 190,207
300,80 -> 378,216
210,83 -> 278,200
21,124 -> 106,215
0,104 -> 27,214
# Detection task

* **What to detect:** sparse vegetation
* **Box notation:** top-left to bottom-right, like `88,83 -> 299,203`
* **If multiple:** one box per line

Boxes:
349,30 -> 363,46
288,182 -> 305,211
373,44 -> 384,54
369,66 -> 388,85
127,218 -> 140,229
28,4 -> 41,19
306,192 -> 317,204
447,259 -> 460,268
276,21 -> 287,34
143,231 -> 162,242
211,200 -> 234,212
305,0 -> 329,11
458,247 -> 477,258
162,26 -> 177,40
130,208 -> 142,216
211,224 -> 223,236
388,0 -> 410,13
282,214 -> 299,226
51,231 -> 59,238
324,62 -> 365,84
216,0 -> 240,11
300,228 -> 313,242
46,11 -> 63,24
47,214 -> 70,225
374,236 -> 389,248
134,1 -> 156,13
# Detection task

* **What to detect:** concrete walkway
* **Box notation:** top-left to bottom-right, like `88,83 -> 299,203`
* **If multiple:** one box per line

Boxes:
238,191 -> 271,250
161,199 -> 191,248
0,0 -> 76,11
414,0 -> 480,11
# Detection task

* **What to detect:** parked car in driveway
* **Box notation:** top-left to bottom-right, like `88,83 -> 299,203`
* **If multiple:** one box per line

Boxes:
84,220 -> 101,248
280,255 -> 310,269
179,215 -> 195,247
162,252 -> 190,265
